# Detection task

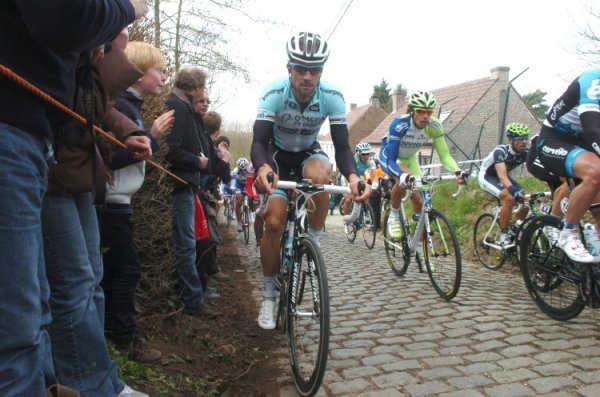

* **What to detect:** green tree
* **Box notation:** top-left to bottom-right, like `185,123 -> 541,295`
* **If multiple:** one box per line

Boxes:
372,79 -> 392,112
522,89 -> 549,121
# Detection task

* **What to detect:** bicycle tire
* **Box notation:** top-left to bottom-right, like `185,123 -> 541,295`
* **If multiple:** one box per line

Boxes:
382,210 -> 410,276
338,197 -> 345,216
242,206 -> 250,244
361,202 -> 377,250
225,199 -> 232,227
424,209 -> 461,300
286,236 -> 329,397
473,213 -> 506,270
519,215 -> 585,320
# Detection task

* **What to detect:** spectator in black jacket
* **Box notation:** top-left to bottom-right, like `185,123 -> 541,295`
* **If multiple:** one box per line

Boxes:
165,67 -> 219,318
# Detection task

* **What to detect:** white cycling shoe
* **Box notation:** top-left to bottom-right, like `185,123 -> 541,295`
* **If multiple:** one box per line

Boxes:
557,229 -> 595,263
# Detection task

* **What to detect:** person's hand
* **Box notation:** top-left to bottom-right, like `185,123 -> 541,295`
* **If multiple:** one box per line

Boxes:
455,170 -> 468,185
124,135 -> 151,160
255,164 -> 277,194
129,0 -> 149,20
198,155 -> 208,170
150,109 -> 175,140
348,175 -> 370,203
217,146 -> 231,162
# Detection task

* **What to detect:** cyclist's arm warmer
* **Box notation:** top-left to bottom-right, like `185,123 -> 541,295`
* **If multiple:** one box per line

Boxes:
251,119 -> 273,171
432,134 -> 460,172
581,111 -> 600,157
331,124 -> 358,179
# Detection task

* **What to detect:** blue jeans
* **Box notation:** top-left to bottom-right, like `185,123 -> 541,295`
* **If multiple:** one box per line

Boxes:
172,187 -> 204,309
0,123 -> 56,396
42,192 -> 124,397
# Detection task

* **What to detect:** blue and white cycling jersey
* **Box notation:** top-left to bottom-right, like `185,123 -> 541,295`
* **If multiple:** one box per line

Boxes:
544,68 -> 600,138
256,77 -> 347,152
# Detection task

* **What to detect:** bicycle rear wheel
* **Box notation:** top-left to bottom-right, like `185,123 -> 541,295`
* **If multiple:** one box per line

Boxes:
473,213 -> 506,270
286,237 -> 329,397
382,210 -> 410,276
519,215 -> 585,320
424,209 -> 461,300
361,202 -> 377,250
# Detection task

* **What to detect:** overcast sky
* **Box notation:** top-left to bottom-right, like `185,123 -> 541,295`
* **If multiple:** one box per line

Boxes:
210,0 -> 596,127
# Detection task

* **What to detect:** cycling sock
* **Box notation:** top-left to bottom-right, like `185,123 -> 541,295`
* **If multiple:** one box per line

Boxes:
390,208 -> 400,219
263,276 -> 276,300
308,227 -> 324,245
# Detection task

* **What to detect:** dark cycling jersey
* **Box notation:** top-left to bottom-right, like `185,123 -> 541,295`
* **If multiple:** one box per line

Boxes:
480,144 -> 528,178
543,68 -> 600,154
537,69 -> 600,178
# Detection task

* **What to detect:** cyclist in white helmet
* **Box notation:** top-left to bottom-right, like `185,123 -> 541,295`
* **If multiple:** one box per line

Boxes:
230,157 -> 251,232
341,141 -> 377,216
378,91 -> 466,249
251,32 -> 370,330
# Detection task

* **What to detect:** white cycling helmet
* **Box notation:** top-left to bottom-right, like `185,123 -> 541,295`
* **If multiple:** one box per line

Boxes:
236,157 -> 249,170
287,32 -> 330,68
355,141 -> 372,154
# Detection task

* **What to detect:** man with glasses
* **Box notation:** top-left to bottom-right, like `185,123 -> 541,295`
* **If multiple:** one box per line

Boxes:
342,141 -> 377,216
378,91 -> 465,243
194,88 -> 211,115
251,31 -> 369,329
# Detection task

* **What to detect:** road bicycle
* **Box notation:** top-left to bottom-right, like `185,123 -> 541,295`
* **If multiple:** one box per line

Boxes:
258,174 -> 352,396
382,174 -> 463,301
343,199 -> 377,250
518,193 -> 600,320
473,191 -> 551,270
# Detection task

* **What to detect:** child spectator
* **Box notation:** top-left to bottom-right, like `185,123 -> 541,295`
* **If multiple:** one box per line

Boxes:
99,41 -> 174,363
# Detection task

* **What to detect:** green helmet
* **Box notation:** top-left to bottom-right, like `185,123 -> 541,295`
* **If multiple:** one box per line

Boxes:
505,122 -> 530,139
408,91 -> 437,109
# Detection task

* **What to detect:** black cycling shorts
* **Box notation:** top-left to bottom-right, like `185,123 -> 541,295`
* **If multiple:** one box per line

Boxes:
526,135 -> 563,191
536,126 -> 587,180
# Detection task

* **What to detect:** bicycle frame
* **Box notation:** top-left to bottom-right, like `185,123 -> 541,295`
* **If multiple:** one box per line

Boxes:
393,174 -> 460,256
480,192 -> 551,252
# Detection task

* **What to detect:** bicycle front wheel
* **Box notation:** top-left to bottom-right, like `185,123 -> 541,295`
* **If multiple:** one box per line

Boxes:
361,202 -> 377,250
344,203 -> 357,243
286,237 -> 329,397
424,209 -> 461,300
519,215 -> 585,320
242,207 -> 250,244
382,210 -> 410,276
473,213 -> 506,270
225,200 -> 232,227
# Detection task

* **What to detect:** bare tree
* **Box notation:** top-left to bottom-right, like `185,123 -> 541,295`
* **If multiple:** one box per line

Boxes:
576,4 -> 600,60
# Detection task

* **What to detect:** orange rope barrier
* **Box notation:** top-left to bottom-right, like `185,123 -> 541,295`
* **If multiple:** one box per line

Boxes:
0,63 -> 187,185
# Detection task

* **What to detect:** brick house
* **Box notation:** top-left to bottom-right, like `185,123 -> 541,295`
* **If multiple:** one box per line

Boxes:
363,66 -> 541,173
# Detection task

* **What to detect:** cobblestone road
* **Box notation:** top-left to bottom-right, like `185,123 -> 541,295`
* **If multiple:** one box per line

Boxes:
233,212 -> 600,397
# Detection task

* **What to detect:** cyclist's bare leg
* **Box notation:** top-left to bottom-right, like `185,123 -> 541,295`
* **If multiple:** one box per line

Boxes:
498,189 -> 515,229
254,214 -> 264,245
551,180 -> 569,216
566,152 -> 600,224
260,196 -> 287,276
303,157 -> 331,231
235,193 -> 243,221
342,193 -> 352,215
409,191 -> 424,240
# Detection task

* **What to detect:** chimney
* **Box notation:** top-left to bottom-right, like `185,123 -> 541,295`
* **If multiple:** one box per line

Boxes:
490,66 -> 510,84
370,96 -> 380,108
350,103 -> 357,110
391,87 -> 407,113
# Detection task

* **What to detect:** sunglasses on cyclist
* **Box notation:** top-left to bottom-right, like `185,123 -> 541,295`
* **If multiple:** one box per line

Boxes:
414,108 -> 434,116
289,63 -> 323,75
